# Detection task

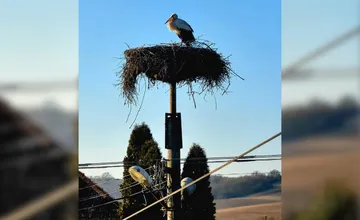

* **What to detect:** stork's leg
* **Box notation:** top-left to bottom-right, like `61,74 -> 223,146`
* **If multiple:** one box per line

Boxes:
180,38 -> 185,46
176,33 -> 184,46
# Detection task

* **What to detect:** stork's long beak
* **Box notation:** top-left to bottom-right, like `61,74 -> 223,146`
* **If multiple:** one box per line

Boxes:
165,18 -> 171,24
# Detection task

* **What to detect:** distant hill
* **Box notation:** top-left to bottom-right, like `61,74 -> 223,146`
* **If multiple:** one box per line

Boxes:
88,170 -> 281,200
283,96 -> 359,143
91,178 -> 123,199
89,172 -> 123,198
210,170 -> 281,199
21,101 -> 77,153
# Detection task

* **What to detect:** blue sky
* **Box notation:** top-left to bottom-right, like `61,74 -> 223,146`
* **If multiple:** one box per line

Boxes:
79,0 -> 281,178
282,0 -> 359,106
1,0 -> 357,179
0,0 -> 77,111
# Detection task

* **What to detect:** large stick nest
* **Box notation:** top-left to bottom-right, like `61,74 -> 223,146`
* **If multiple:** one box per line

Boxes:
116,41 -> 243,106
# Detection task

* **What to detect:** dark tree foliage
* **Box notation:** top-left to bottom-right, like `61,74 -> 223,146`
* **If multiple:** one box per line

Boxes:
181,144 -> 216,220
118,123 -> 164,220
282,96 -> 359,142
210,170 -> 281,199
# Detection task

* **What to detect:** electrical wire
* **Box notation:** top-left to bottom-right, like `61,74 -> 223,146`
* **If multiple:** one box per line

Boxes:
0,180 -> 78,220
0,79 -> 77,92
217,171 -> 282,176
79,182 -> 141,202
77,132 -> 280,216
122,132 -> 281,220
80,169 -> 282,202
282,25 -> 360,78
79,157 -> 281,169
79,181 -> 167,211
80,168 -> 167,201
78,154 -> 281,167
208,158 -> 281,163
78,166 -> 153,190
4,22 -> 354,220
80,167 -> 166,201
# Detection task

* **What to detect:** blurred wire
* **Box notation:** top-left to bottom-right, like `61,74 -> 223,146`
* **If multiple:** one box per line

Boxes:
0,79 -> 77,93
79,157 -> 281,169
79,154 -> 281,167
80,171 -> 283,205
80,181 -> 167,202
79,184 -> 166,211
282,67 -> 359,81
121,132 -> 281,220
79,166 -> 153,191
282,25 -> 360,79
218,171 -> 282,176
80,182 -> 141,202
0,180 -> 77,220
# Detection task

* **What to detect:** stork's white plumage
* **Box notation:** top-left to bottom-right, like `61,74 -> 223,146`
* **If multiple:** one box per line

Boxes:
165,13 -> 195,46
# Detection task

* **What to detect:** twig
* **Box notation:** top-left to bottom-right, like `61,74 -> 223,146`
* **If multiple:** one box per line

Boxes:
124,42 -> 131,49
128,78 -> 147,129
188,83 -> 197,108
116,40 -> 244,115
212,91 -> 218,110
125,105 -> 132,123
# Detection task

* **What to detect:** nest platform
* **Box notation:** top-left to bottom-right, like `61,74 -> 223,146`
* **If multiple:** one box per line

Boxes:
117,42 -> 239,106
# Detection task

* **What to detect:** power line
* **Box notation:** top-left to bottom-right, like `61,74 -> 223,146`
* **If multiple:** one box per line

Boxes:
217,171 -> 282,176
79,166 -> 153,190
79,177 -> 120,191
122,132 -> 281,220
79,191 -> 141,211
81,169 -> 282,201
79,182 -> 167,211
80,169 -> 167,201
78,170 -> 282,211
0,79 -> 77,92
79,179 -> 137,193
78,133 -> 280,214
81,170 -> 282,202
79,182 -> 141,202
282,67 -> 359,81
282,25 -> 360,78
80,181 -> 167,202
0,180 -> 78,220
208,158 -> 281,163
78,154 -> 281,167
79,157 -> 281,169
82,170 -> 282,201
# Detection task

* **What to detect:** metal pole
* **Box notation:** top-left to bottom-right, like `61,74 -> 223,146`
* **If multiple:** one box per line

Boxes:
167,82 -> 181,220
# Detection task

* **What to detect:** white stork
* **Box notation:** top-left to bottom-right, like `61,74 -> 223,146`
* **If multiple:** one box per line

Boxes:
165,13 -> 195,46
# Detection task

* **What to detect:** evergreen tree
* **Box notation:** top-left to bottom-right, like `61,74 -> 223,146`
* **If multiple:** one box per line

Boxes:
181,144 -> 216,220
118,123 -> 164,220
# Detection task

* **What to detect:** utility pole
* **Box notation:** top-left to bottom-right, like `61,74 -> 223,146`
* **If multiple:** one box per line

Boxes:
165,82 -> 182,220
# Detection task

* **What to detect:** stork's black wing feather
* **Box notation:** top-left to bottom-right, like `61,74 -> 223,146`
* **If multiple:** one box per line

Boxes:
188,24 -> 194,32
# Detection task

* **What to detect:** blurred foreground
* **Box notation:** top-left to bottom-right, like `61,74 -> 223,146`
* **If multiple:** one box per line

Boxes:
0,92 -> 78,219
281,2 -> 360,218
282,99 -> 360,219
0,1 -> 78,219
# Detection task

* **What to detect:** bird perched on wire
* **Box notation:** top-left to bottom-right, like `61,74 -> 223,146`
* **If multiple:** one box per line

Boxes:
165,13 -> 195,47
